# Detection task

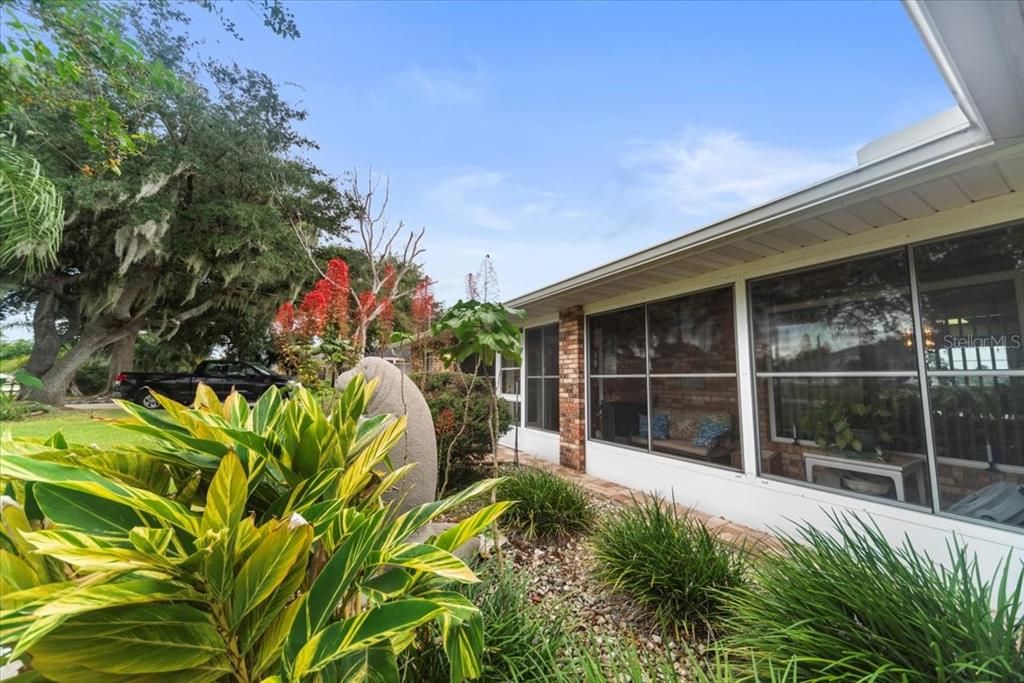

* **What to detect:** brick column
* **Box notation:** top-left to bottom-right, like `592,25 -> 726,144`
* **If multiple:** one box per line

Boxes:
558,305 -> 586,471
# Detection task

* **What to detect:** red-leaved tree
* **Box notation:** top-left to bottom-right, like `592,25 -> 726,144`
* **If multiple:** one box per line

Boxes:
282,171 -> 428,367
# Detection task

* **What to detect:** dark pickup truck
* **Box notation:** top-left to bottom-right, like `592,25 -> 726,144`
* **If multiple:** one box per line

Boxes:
114,360 -> 293,408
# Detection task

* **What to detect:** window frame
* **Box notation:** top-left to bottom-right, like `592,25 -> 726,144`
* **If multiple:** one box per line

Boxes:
524,323 -> 559,432
497,346 -> 523,429
586,285 -> 743,472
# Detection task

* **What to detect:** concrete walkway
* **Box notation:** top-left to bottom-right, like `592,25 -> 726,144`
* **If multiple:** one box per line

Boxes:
65,401 -> 118,411
496,446 -> 782,554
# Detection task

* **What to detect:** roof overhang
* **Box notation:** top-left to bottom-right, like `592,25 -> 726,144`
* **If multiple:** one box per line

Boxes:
507,0 -> 1024,318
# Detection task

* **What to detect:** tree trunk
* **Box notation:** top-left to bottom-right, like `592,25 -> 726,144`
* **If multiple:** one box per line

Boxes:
23,291 -> 62,378
28,329 -> 117,406
105,330 -> 138,391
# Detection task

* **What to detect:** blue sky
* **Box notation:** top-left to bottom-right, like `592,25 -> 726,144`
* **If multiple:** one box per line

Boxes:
191,0 -> 953,304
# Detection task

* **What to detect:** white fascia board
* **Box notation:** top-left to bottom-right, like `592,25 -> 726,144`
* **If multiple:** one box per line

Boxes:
906,0 -> 1024,141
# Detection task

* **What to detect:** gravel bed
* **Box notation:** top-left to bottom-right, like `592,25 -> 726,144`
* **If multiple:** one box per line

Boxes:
502,494 -> 694,680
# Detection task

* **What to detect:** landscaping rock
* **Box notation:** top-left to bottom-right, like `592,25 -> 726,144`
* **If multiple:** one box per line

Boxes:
501,490 -> 691,679
336,357 -> 437,512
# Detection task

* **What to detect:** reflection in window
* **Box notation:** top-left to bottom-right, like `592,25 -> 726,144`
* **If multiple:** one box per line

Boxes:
589,307 -> 646,376
505,398 -> 521,426
647,287 -> 741,470
648,288 -> 736,374
751,251 -> 917,373
526,325 -> 559,431
588,289 -> 742,469
915,224 -> 1024,528
755,377 -> 930,506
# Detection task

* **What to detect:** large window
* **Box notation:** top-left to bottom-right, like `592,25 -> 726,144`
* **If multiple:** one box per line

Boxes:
751,250 -> 932,508
750,224 -> 1024,530
589,288 -> 742,470
589,307 -> 647,445
525,324 -> 559,431
914,224 -> 1023,525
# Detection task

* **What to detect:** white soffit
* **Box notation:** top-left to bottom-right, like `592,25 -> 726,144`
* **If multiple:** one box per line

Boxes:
507,1 -> 1024,316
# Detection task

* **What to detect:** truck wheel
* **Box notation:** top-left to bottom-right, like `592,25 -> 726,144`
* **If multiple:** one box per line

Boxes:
137,392 -> 161,410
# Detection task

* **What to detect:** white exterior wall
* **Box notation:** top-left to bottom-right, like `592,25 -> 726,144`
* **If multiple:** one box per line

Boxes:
583,191 -> 1024,581
499,426 -> 560,463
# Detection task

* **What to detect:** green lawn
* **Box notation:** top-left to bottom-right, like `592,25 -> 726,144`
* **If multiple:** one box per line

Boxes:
3,408 -> 152,447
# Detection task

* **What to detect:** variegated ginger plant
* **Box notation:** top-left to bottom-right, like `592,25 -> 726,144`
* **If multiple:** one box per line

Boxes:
0,379 -> 509,681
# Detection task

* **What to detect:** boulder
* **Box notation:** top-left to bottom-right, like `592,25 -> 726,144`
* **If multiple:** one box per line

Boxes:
336,357 -> 437,512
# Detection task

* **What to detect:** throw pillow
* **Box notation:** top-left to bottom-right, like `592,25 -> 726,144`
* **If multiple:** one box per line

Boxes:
693,417 -> 730,448
651,414 -> 670,440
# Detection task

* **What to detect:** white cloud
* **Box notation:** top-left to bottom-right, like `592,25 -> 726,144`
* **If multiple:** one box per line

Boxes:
621,128 -> 852,215
424,170 -> 586,234
416,128 -> 855,303
399,64 -> 483,105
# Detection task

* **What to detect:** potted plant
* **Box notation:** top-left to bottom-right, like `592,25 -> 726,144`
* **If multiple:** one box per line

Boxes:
800,399 -> 892,462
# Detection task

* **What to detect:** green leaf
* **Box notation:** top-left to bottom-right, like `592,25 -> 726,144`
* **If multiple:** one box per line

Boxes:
34,484 -> 147,536
432,501 -> 513,554
12,370 -> 43,390
128,527 -> 174,555
291,599 -> 444,677
202,450 -> 247,533
284,508 -> 390,674
22,529 -> 172,573
28,604 -> 229,680
386,544 -> 477,583
389,478 -> 502,544
441,607 -> 484,683
11,577 -> 198,658
0,549 -> 39,592
332,644 -> 399,683
229,518 -> 312,627
2,455 -> 199,536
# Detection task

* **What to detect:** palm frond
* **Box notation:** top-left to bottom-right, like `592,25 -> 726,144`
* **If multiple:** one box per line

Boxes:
0,140 -> 64,275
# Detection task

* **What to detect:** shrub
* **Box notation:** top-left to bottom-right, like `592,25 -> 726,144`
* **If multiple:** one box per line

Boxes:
0,352 -> 29,373
0,394 -> 53,421
716,514 -> 1024,682
497,467 -> 595,541
73,357 -> 109,395
590,495 -> 746,634
402,560 -> 571,682
1,380 -> 509,681
414,371 -> 511,494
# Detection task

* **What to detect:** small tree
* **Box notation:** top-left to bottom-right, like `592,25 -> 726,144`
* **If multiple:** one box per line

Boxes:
272,255 -> 432,382
288,170 -> 426,363
432,300 -> 523,494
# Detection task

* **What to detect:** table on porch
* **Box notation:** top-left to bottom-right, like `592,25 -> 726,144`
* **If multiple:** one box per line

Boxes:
804,451 -> 928,503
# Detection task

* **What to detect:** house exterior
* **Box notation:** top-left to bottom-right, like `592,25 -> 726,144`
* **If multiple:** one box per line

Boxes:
495,0 -> 1024,579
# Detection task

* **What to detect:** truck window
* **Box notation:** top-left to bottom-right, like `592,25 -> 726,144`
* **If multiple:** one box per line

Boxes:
202,362 -> 229,377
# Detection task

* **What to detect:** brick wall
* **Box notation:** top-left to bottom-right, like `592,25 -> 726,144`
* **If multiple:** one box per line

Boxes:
559,306 -> 586,471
